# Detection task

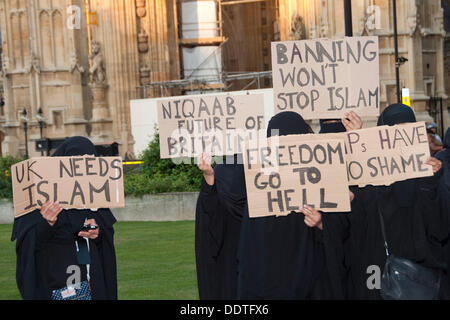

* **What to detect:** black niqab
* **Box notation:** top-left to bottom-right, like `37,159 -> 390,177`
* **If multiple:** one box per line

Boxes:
319,119 -> 346,134
444,128 -> 450,149
52,136 -> 97,157
267,111 -> 313,137
376,103 -> 416,127
435,127 -> 450,292
436,127 -> 450,191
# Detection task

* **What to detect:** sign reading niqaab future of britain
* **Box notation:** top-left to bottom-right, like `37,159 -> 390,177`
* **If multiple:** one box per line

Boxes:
157,93 -> 265,159
271,36 -> 380,119
11,156 -> 125,218
243,135 -> 351,218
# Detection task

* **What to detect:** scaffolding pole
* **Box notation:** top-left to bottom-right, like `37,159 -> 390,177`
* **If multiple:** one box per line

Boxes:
137,71 -> 272,98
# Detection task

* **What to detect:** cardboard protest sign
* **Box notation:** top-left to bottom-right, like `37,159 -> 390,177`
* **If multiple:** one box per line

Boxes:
11,156 -> 124,218
271,36 -> 380,119
314,122 -> 433,186
243,135 -> 350,218
157,93 -> 265,158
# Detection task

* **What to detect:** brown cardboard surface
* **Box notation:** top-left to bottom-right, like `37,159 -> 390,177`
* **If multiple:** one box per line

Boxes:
157,93 -> 265,158
243,135 -> 350,218
11,156 -> 124,218
271,36 -> 379,119
306,122 -> 433,186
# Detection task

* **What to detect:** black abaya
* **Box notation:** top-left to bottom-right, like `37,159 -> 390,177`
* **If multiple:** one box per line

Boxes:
195,158 -> 246,299
11,136 -> 118,300
435,128 -> 450,296
12,208 -> 117,300
236,112 -> 346,299
237,210 -> 332,299
345,177 -> 448,299
342,104 -> 449,299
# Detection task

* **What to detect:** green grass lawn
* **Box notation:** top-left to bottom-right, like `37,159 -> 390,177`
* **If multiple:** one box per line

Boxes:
0,221 -> 199,300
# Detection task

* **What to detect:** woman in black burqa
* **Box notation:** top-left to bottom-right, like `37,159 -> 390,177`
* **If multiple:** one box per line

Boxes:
235,111 -> 349,299
195,153 -> 247,299
342,104 -> 448,299
11,136 -> 117,300
435,127 -> 450,219
317,116 -> 356,300
435,127 -> 450,294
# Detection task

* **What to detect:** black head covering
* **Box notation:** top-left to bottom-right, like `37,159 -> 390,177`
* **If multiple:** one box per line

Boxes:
377,104 -> 417,207
267,111 -> 313,138
377,103 -> 416,126
52,136 -> 97,157
435,127 -> 450,190
319,119 -> 346,134
444,127 -> 450,149
434,128 -> 450,224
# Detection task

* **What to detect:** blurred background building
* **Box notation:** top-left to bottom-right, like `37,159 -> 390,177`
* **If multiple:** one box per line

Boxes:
0,0 -> 448,157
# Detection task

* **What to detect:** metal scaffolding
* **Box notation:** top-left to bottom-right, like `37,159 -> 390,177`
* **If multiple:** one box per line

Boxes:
138,0 -> 271,98
137,70 -> 272,98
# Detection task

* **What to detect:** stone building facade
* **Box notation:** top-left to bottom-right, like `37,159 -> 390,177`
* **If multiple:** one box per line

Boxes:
0,0 -> 179,157
277,0 -> 449,129
0,0 -> 448,157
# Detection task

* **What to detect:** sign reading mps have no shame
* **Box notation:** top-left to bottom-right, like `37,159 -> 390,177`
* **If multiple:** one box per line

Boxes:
157,93 -> 265,158
11,156 -> 125,218
322,121 -> 434,186
271,36 -> 380,119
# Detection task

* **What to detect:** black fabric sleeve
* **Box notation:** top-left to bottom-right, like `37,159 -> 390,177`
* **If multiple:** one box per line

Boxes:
92,226 -> 103,245
12,212 -> 43,299
417,175 -> 449,245
199,178 -> 221,216
197,177 -> 226,258
314,225 -> 324,243
92,209 -> 117,300
200,177 -> 215,194
35,215 -> 57,245
321,212 -> 350,299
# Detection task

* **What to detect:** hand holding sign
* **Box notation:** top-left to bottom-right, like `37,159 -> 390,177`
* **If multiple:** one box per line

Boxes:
425,157 -> 442,173
197,153 -> 214,186
341,111 -> 363,131
300,205 -> 323,230
40,201 -> 63,226
11,156 -> 125,218
244,136 -> 351,218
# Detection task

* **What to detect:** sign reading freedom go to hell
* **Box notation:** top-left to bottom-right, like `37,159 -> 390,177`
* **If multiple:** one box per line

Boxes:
157,93 -> 265,158
244,136 -> 350,218
11,156 -> 125,218
272,36 -> 380,119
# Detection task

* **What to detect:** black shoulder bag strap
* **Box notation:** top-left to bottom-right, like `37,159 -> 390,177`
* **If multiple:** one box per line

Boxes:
377,193 -> 390,257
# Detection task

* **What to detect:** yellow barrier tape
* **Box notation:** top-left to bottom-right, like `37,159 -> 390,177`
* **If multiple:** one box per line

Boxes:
123,161 -> 144,165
